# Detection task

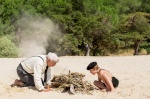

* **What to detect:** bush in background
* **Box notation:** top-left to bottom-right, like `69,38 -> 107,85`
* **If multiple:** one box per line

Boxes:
0,36 -> 18,58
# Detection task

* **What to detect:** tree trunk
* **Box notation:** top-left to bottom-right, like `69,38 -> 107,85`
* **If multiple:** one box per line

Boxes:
93,46 -> 98,56
92,39 -> 98,56
133,40 -> 140,55
84,44 -> 90,56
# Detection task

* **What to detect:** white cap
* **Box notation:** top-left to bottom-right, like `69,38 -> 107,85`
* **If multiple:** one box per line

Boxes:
47,52 -> 59,63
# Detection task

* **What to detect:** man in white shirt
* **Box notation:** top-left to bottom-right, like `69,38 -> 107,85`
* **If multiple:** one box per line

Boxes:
12,52 -> 59,92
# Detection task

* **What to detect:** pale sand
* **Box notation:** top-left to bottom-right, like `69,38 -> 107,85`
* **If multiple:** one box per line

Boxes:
0,55 -> 150,99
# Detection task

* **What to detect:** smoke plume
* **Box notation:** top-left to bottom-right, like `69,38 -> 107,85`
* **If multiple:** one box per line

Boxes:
15,15 -> 61,57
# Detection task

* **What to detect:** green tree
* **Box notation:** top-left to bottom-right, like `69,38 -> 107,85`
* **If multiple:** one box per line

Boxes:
118,12 -> 150,55
139,0 -> 150,13
0,0 -> 24,24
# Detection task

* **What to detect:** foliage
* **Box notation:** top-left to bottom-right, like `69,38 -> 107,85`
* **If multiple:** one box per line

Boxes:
0,0 -> 150,56
0,19 -> 14,36
0,36 -> 18,57
117,12 -> 150,55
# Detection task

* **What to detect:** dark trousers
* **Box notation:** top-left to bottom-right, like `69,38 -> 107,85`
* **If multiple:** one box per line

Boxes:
17,63 -> 44,86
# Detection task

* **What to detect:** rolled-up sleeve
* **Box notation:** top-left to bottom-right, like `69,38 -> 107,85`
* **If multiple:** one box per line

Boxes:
46,67 -> 51,85
34,64 -> 44,91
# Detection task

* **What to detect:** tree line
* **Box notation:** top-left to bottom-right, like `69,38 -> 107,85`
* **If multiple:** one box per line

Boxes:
0,0 -> 150,57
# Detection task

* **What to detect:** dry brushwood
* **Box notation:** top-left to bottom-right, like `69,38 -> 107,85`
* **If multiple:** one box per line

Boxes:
51,71 -> 97,94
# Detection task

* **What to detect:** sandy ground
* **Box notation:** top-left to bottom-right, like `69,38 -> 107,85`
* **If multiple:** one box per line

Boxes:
0,55 -> 150,99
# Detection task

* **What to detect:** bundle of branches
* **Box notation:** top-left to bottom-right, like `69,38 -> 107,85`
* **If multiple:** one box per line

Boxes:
51,71 -> 97,94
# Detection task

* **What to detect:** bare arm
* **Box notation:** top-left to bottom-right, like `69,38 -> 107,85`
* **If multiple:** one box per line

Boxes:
102,74 -> 114,92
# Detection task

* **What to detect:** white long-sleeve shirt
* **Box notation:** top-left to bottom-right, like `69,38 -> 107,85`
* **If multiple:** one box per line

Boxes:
21,55 -> 51,91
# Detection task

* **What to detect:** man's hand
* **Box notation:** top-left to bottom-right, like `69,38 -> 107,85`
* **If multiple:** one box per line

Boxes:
45,84 -> 50,89
40,85 -> 53,92
40,88 -> 51,92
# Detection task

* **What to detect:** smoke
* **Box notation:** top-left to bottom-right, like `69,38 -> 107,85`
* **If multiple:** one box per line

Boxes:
15,15 -> 62,57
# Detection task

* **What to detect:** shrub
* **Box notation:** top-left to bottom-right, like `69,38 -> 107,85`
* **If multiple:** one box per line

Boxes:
0,36 -> 18,57
146,48 -> 150,54
140,48 -> 147,55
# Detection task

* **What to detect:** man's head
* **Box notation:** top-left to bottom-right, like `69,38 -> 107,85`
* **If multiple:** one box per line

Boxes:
47,52 -> 59,67
87,62 -> 99,75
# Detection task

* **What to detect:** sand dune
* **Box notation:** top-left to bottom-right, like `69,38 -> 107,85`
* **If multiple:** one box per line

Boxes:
0,55 -> 150,99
